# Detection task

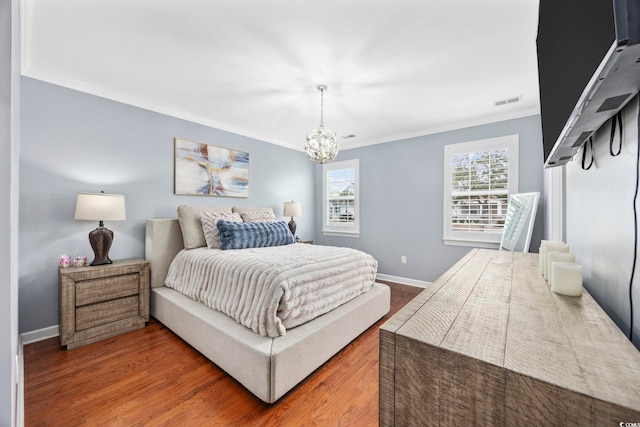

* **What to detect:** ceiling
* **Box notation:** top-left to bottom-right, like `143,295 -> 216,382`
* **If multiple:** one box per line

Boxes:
21,0 -> 541,152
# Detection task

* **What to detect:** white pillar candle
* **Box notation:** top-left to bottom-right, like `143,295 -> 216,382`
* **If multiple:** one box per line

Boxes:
548,252 -> 576,286
544,243 -> 570,281
551,262 -> 583,296
539,240 -> 563,276
538,246 -> 544,275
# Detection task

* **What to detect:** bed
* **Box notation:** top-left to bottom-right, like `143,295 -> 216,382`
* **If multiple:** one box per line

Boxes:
144,206 -> 391,403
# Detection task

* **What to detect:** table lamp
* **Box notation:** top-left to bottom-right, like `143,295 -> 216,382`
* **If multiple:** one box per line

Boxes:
74,191 -> 126,266
283,201 -> 301,236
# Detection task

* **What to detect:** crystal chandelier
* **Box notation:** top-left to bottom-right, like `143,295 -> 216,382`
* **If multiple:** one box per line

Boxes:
305,85 -> 339,164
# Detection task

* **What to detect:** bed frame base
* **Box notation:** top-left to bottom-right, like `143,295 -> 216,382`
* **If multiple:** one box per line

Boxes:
146,218 -> 390,403
152,283 -> 389,403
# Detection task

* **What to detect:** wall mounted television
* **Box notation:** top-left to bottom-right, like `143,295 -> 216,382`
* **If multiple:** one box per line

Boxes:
537,0 -> 640,167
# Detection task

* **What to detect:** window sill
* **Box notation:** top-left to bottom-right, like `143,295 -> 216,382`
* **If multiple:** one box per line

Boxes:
322,230 -> 360,238
443,238 -> 500,249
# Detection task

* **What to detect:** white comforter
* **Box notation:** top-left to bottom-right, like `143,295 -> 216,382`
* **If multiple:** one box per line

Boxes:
165,243 -> 378,337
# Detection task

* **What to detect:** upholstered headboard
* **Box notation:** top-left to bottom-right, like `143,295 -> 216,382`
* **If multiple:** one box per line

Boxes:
145,206 -> 278,289
145,219 -> 184,289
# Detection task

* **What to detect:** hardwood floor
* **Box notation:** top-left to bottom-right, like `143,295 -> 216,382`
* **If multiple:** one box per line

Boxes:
24,282 -> 422,426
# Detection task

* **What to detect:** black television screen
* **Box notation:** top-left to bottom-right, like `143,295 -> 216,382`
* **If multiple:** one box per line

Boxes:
537,0 -> 616,162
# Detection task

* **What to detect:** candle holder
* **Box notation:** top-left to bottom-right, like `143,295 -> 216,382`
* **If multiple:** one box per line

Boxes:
548,252 -> 576,287
59,254 -> 71,268
74,255 -> 87,268
551,262 -> 583,296
539,240 -> 563,275
543,243 -> 570,281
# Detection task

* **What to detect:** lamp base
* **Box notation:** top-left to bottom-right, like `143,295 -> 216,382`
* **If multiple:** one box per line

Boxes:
288,218 -> 297,236
88,226 -> 114,266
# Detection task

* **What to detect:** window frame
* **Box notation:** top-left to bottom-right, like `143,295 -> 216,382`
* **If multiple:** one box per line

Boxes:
322,159 -> 360,237
443,135 -> 519,248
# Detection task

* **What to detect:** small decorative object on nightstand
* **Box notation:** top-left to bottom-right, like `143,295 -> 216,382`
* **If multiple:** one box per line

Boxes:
58,258 -> 149,349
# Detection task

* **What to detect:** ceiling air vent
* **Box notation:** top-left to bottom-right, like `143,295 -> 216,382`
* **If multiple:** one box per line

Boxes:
494,95 -> 522,107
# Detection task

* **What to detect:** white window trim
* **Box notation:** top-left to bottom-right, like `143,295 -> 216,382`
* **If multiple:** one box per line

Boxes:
443,135 -> 519,248
322,159 -> 360,237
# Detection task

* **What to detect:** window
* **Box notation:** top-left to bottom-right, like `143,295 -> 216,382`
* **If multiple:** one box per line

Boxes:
443,135 -> 518,247
323,159 -> 359,236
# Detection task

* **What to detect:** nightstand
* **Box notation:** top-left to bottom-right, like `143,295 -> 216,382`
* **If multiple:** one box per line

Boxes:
298,239 -> 314,244
58,258 -> 149,349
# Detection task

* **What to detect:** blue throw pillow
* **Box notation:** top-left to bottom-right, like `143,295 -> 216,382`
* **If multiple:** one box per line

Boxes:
216,220 -> 295,250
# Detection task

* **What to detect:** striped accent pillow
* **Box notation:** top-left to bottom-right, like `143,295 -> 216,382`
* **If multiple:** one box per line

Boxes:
216,220 -> 295,250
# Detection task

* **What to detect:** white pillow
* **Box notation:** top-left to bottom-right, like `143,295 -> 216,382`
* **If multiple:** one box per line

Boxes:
201,211 -> 243,249
241,210 -> 278,223
177,205 -> 233,249
232,206 -> 273,214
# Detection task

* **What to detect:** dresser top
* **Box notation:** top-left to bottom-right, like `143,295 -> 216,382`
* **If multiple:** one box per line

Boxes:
382,248 -> 640,412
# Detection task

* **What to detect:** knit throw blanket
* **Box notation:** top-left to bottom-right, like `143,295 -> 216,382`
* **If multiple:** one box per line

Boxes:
165,243 -> 378,337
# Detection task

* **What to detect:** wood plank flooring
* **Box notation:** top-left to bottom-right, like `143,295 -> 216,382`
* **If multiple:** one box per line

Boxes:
24,281 -> 422,426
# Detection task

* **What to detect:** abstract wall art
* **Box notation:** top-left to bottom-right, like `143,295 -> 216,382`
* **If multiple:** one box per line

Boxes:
174,138 -> 249,197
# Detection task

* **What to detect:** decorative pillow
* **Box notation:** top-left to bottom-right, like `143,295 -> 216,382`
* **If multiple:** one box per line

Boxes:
201,211 -> 243,249
241,210 -> 278,223
232,207 -> 276,216
216,220 -> 295,250
177,205 -> 233,249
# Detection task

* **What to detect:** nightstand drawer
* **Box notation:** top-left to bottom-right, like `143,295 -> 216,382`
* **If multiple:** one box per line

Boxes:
76,274 -> 139,307
76,295 -> 139,331
76,273 -> 139,306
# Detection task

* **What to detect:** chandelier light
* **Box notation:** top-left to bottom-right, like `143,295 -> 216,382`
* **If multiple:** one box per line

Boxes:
305,84 -> 339,164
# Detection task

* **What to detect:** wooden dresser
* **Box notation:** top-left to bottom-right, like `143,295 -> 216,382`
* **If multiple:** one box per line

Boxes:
59,258 -> 149,349
380,249 -> 640,426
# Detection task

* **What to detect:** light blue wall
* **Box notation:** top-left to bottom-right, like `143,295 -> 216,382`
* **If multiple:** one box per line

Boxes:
315,115 -> 545,283
19,76 -> 545,334
565,97 -> 640,348
19,77 -> 315,333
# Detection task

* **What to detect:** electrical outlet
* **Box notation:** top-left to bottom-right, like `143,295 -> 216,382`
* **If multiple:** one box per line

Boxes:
401,256 -> 407,264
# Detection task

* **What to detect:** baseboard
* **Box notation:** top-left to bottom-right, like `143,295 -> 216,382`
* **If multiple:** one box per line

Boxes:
19,323 -> 62,426
17,335 -> 24,427
21,325 -> 59,345
376,273 -> 431,288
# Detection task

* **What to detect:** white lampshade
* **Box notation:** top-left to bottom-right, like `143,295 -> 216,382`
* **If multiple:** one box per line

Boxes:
75,192 -> 126,221
283,201 -> 302,218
